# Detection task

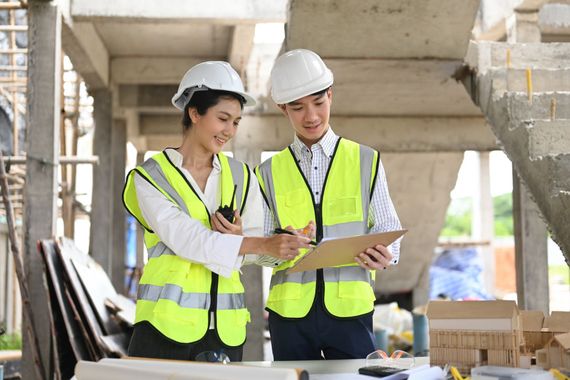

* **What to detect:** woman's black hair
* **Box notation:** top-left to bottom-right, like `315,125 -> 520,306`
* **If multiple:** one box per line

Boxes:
181,89 -> 245,131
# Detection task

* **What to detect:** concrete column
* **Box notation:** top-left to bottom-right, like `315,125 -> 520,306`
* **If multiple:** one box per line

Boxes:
507,10 -> 541,44
513,171 -> 549,313
89,89 -> 113,274
111,119 -> 127,293
508,4 -> 549,313
413,263 -> 430,308
233,146 -> 264,360
472,152 -> 495,295
23,2 -> 61,379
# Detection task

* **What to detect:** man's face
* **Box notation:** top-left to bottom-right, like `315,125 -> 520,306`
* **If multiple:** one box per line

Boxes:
279,88 -> 332,147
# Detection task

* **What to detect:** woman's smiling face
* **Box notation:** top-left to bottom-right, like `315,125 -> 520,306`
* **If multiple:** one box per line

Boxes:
189,96 -> 242,154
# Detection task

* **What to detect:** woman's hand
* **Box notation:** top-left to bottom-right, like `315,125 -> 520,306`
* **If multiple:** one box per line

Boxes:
261,234 -> 312,261
211,209 -> 243,235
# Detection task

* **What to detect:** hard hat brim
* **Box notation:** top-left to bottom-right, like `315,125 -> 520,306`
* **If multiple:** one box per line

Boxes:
172,86 -> 256,111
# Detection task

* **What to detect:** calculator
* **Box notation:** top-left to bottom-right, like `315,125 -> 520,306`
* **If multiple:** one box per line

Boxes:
358,365 -> 406,377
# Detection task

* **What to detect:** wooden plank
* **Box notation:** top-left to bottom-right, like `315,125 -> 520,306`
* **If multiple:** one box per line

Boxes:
56,238 -> 130,357
39,240 -> 91,362
66,241 -> 122,335
63,287 -> 102,361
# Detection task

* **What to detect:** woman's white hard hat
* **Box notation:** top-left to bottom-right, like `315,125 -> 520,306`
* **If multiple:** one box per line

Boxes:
172,61 -> 256,110
270,49 -> 334,104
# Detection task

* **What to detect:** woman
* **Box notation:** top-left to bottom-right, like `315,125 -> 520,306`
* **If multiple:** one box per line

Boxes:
123,61 -> 310,362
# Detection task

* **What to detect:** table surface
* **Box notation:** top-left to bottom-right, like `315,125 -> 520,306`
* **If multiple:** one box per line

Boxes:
239,357 -> 430,374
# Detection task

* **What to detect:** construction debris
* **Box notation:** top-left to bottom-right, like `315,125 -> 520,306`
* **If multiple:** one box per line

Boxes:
38,238 -> 134,379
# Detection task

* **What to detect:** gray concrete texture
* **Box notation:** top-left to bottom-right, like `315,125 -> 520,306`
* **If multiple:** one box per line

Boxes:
377,152 -> 464,296
286,0 -> 480,59
468,42 -> 570,263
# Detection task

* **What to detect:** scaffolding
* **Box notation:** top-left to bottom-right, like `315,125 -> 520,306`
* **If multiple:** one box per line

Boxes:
0,0 -> 95,335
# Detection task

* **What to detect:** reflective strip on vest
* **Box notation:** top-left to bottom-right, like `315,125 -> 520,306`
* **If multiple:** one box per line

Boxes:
256,161 -> 281,227
147,241 -> 175,259
138,283 -> 210,310
359,145 -> 376,224
323,221 -> 368,239
217,293 -> 246,310
138,283 -> 245,311
323,266 -> 373,286
270,270 -> 317,288
140,158 -> 190,215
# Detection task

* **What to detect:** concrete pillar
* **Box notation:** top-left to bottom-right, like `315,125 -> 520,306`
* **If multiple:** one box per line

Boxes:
23,2 -> 61,378
472,152 -> 495,295
90,89 -> 113,274
507,10 -> 541,44
233,146 -> 264,360
413,263 -> 430,308
508,4 -> 549,313
513,171 -> 549,313
111,119 -> 127,293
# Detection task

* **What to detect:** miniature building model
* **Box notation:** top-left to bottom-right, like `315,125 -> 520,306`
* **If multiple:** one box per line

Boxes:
426,300 -> 522,374
521,310 -> 550,354
536,332 -> 570,370
521,310 -> 570,353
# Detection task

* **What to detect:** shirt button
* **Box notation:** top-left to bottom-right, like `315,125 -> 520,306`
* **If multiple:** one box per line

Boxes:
314,166 -> 318,170
316,191 -> 319,195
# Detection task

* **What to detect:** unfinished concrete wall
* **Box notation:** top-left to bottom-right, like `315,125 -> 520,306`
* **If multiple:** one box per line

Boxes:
378,152 -> 464,306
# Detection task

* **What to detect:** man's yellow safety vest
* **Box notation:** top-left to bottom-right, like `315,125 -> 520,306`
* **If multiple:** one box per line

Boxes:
123,151 -> 251,347
255,138 -> 380,319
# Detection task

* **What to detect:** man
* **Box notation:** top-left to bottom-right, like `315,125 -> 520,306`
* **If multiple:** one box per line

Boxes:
255,49 -> 403,360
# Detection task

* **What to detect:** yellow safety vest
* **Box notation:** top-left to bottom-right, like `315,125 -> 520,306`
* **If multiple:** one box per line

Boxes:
255,138 -> 380,319
123,150 -> 251,346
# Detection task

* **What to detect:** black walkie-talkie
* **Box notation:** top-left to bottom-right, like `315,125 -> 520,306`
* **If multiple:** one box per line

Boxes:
217,184 -> 237,223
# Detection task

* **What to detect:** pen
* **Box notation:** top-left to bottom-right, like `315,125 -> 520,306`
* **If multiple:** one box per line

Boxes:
274,228 -> 317,246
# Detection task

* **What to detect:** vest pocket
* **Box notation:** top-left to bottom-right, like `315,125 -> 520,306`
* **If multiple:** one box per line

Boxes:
282,189 -> 307,207
268,283 -> 302,301
337,281 -> 375,301
153,300 -> 204,325
324,196 -> 359,223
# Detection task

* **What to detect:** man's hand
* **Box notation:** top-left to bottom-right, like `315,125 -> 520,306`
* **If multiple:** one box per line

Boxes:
354,244 -> 393,270
211,209 -> 243,235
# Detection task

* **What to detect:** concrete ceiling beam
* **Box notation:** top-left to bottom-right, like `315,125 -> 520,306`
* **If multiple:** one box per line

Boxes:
111,57 -> 215,85
322,59 -> 481,116
285,0 -> 479,59
138,114 -> 497,153
118,84 -> 178,110
62,21 -> 109,89
71,0 -> 286,23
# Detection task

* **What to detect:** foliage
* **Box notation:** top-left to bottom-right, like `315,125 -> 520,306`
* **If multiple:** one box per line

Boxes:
0,332 -> 22,350
440,193 -> 513,237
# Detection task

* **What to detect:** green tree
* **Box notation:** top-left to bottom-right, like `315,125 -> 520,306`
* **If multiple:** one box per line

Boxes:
440,193 -> 514,238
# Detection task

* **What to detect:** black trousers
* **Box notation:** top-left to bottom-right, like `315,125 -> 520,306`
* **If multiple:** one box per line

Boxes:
268,295 -> 376,361
127,321 -> 243,362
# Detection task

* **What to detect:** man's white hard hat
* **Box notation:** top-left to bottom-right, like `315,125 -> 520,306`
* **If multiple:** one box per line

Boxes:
270,49 -> 334,104
172,61 -> 256,110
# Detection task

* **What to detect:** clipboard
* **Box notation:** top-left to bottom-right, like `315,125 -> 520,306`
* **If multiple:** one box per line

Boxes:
286,229 -> 407,274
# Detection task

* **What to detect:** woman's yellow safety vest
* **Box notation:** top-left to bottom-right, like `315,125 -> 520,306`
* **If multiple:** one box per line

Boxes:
255,138 -> 380,319
123,150 -> 251,347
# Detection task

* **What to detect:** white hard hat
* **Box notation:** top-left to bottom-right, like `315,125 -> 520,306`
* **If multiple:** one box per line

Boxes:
270,49 -> 333,104
172,61 -> 256,110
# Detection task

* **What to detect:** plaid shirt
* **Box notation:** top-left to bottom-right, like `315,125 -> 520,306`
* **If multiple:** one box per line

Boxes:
259,128 -> 402,267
